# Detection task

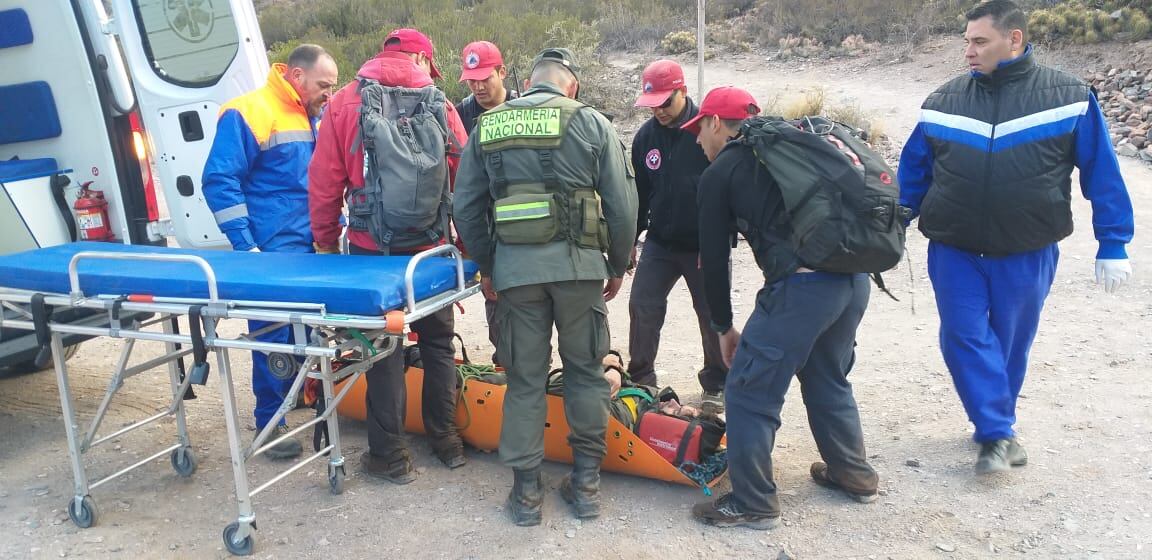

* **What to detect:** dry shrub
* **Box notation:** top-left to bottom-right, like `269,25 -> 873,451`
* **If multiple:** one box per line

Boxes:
782,88 -> 826,119
662,31 -> 697,54
827,103 -> 888,140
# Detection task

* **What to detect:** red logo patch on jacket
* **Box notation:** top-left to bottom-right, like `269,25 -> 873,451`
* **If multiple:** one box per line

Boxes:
645,148 -> 662,170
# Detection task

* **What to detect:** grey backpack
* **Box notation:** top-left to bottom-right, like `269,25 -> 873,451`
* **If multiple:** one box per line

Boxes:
347,79 -> 455,252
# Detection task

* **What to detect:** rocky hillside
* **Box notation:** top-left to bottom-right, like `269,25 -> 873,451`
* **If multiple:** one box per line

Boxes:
1090,65 -> 1152,162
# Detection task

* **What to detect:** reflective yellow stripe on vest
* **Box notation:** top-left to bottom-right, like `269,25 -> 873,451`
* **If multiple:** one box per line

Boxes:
495,201 -> 551,222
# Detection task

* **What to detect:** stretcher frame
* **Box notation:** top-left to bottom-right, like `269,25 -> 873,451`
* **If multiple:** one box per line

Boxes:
0,244 -> 478,556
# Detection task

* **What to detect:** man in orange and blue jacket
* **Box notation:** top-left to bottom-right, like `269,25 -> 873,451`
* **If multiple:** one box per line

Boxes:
202,44 -> 338,459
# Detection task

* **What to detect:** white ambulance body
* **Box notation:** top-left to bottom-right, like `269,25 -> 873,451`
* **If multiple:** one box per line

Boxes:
0,0 -> 269,368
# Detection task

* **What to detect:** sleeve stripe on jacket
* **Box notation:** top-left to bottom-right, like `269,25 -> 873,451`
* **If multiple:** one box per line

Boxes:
213,203 -> 249,224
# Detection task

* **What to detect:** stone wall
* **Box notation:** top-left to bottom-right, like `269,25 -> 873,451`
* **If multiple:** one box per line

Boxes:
1088,66 -> 1152,163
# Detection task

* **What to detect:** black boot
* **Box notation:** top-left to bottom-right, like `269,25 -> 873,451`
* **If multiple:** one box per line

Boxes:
506,467 -> 543,526
560,454 -> 602,519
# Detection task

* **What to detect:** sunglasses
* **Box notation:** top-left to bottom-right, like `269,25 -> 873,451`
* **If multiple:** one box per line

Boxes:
657,90 -> 679,109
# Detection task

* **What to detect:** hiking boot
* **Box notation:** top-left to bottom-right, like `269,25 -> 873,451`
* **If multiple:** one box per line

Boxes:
431,436 -> 467,469
701,390 -> 725,414
692,493 -> 780,530
559,454 -> 602,519
809,462 -> 878,504
1007,438 -> 1028,467
261,424 -> 303,460
506,467 -> 543,527
360,450 -> 417,485
975,439 -> 1012,475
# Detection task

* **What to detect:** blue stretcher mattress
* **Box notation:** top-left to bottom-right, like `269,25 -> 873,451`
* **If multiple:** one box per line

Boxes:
0,242 -> 479,317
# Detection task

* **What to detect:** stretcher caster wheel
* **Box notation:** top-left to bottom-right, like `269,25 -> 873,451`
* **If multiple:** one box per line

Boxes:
328,464 -> 345,495
67,495 -> 98,528
171,447 -> 197,477
222,521 -> 254,556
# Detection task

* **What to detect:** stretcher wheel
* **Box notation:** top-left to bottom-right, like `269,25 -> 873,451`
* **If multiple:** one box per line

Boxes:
384,310 -> 404,334
170,447 -> 197,477
222,521 -> 254,556
67,495 -> 97,528
328,464 -> 345,495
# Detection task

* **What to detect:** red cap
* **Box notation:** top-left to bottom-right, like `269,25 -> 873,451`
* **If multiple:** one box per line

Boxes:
459,41 -> 504,81
382,28 -> 442,79
681,86 -> 761,134
635,60 -> 686,107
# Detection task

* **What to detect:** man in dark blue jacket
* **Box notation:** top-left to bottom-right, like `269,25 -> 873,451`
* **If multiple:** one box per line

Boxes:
898,0 -> 1134,475
627,60 -> 727,409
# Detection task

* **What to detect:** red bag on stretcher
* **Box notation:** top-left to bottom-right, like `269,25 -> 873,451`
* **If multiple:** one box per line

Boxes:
635,410 -> 703,466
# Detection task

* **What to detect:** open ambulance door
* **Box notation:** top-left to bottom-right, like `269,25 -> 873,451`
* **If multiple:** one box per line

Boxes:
110,0 -> 269,249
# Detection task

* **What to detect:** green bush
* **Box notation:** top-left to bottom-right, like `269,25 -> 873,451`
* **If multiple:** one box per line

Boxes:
661,30 -> 697,54
1028,2 -> 1152,43
749,0 -> 975,45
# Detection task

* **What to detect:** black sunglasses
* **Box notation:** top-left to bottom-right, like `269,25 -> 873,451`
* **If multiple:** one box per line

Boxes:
657,90 -> 678,109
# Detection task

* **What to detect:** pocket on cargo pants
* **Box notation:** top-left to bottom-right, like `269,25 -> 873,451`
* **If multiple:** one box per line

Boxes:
494,300 -> 514,371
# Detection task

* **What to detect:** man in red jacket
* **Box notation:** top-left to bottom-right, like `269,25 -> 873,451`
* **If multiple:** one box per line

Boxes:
308,28 -> 469,483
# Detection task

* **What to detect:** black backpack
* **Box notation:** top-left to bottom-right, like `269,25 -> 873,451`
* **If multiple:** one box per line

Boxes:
739,116 -> 908,288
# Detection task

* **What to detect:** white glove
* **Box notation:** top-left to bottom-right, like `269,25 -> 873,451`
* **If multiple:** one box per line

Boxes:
248,247 -> 260,253
1095,258 -> 1132,294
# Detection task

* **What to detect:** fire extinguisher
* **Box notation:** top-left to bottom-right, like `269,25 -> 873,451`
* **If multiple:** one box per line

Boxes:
74,181 -> 114,241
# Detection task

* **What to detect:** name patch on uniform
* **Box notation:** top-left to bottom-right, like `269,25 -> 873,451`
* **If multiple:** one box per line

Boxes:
479,108 -> 562,145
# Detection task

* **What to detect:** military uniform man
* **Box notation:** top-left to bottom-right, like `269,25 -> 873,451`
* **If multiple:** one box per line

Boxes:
453,48 -> 637,526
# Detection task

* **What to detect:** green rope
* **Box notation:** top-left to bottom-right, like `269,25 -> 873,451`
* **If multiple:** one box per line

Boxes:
455,363 -> 499,431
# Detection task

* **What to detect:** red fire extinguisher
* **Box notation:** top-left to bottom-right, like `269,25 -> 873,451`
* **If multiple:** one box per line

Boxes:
74,181 -> 114,241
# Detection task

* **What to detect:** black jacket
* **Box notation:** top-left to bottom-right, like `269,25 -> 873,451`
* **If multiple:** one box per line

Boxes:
697,141 -> 788,332
914,50 -> 1089,254
631,98 -> 711,252
456,90 -> 516,135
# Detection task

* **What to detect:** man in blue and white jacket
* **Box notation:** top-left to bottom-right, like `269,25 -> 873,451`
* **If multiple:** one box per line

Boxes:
898,0 -> 1134,475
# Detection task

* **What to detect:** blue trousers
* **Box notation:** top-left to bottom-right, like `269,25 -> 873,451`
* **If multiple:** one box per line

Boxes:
248,237 -> 312,431
726,272 -> 877,517
927,241 -> 1058,443
250,321 -> 300,430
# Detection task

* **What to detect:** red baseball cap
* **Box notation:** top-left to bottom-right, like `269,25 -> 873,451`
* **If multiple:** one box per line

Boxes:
459,41 -> 504,81
382,28 -> 442,79
635,60 -> 686,107
681,86 -> 761,134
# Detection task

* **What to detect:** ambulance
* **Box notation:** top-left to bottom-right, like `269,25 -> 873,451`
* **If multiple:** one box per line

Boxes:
0,0 -> 269,369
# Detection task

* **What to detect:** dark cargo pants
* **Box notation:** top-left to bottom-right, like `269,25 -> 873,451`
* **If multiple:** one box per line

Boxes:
725,271 -> 878,517
350,244 -> 462,460
627,239 -> 727,391
495,280 -> 611,469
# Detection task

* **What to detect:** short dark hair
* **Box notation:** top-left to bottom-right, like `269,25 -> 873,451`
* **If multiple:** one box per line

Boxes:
287,44 -> 330,70
966,0 -> 1028,42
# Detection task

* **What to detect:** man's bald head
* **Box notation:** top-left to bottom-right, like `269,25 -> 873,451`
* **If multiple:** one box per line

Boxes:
529,61 -> 579,99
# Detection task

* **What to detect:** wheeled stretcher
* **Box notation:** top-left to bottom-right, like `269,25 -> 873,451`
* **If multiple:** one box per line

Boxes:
0,242 -> 479,556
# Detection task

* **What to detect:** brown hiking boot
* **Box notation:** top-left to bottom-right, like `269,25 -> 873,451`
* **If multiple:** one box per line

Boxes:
559,454 -> 602,519
692,493 -> 780,530
810,462 -> 878,503
431,436 -> 466,469
360,450 -> 416,485
506,467 -> 543,527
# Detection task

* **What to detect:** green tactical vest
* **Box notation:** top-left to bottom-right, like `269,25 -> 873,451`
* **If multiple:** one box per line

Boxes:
476,94 -> 609,251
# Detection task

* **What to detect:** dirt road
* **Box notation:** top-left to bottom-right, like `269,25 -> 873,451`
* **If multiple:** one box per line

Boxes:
1,38 -> 1149,559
